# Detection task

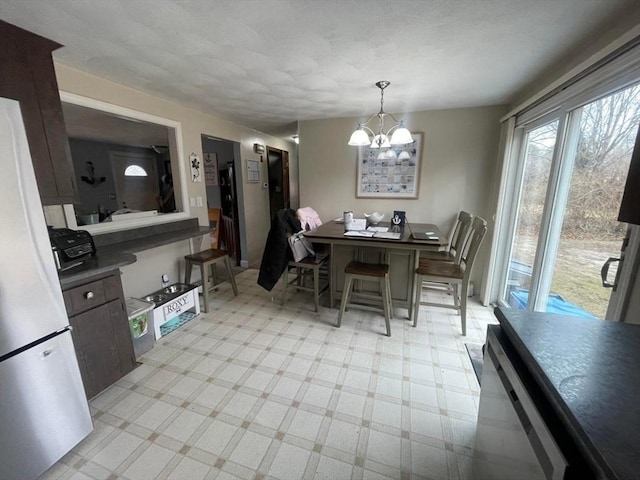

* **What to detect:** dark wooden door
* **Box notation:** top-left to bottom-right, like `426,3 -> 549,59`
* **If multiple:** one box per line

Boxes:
267,147 -> 290,219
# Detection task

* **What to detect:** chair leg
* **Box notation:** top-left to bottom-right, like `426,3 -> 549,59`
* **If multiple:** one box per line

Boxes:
412,274 -> 422,327
313,265 -> 320,313
460,282 -> 468,336
380,276 -> 391,337
282,265 -> 289,306
201,264 -> 210,313
386,275 -> 393,320
224,256 -> 239,296
337,274 -> 353,328
453,283 -> 461,308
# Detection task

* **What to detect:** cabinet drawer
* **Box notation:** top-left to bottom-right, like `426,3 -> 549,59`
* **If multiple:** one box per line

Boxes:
63,279 -> 106,316
63,274 -> 122,317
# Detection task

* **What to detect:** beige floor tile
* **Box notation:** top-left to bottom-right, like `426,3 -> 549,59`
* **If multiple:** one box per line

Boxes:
42,269 -> 497,480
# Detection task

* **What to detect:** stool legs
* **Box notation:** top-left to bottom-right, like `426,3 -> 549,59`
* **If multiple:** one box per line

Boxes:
380,275 -> 391,337
337,273 -> 391,336
337,273 -> 354,328
201,264 -> 212,313
184,262 -> 193,284
224,256 -> 239,296
184,254 -> 238,314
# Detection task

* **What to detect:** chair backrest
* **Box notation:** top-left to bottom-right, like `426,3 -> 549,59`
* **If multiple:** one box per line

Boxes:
460,216 -> 488,280
296,207 -> 323,231
449,210 -> 474,263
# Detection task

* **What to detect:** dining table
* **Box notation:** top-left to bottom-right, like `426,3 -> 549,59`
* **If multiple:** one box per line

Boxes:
304,221 -> 448,316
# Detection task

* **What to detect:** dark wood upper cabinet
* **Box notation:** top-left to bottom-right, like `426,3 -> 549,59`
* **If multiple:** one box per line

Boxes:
0,20 -> 76,205
618,123 -> 640,225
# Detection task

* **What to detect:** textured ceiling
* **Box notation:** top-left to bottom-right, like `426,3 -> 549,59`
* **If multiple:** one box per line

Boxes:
1,0 -> 638,137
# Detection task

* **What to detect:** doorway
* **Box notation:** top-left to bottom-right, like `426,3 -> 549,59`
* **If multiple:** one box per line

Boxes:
501,82 -> 640,320
110,151 -> 159,211
267,147 -> 290,219
201,135 -> 245,266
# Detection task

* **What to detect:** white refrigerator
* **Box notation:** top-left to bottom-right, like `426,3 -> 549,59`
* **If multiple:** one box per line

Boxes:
0,97 -> 93,480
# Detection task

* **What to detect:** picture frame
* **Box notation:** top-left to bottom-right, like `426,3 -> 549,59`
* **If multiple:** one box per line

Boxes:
356,132 -> 422,199
204,152 -> 218,186
247,159 -> 260,183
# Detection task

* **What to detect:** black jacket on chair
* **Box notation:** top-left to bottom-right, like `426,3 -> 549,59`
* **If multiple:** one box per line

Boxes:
258,209 -> 302,291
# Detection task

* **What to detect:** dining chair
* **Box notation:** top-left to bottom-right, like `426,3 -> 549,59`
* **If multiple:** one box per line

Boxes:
420,210 -> 473,264
281,251 -> 330,312
281,207 -> 330,312
411,216 -> 487,335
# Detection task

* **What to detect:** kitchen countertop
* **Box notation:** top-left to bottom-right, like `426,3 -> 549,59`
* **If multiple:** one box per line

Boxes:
494,307 -> 640,480
58,219 -> 212,288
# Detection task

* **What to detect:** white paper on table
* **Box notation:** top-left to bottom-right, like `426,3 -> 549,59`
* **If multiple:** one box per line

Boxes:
346,218 -> 367,231
366,226 -> 389,232
344,230 -> 375,237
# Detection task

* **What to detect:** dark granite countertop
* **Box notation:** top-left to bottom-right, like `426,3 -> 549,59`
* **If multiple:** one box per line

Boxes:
494,307 -> 640,480
58,218 -> 211,288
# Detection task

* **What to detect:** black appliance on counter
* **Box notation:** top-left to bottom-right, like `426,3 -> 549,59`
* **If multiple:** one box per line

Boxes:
48,227 -> 96,271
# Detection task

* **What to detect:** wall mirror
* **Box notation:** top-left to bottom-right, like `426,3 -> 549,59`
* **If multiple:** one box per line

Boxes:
60,92 -> 188,234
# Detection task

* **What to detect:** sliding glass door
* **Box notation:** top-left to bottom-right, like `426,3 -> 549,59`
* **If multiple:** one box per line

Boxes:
501,83 -> 640,320
504,120 -> 559,309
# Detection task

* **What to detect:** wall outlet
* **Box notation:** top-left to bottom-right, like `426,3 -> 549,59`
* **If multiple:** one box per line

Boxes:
196,196 -> 203,207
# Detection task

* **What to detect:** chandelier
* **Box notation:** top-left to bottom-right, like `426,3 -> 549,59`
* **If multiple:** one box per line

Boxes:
348,81 -> 413,148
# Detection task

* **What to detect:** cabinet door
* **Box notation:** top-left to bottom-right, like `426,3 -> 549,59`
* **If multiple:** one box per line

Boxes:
32,48 -> 77,204
0,20 -> 76,205
0,58 -> 59,200
70,299 -> 135,399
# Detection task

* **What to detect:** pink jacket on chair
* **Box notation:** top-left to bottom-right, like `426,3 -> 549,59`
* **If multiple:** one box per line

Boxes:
296,207 -> 323,231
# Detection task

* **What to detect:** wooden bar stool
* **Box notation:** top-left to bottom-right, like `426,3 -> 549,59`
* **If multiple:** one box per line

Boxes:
337,261 -> 392,336
184,249 -> 238,312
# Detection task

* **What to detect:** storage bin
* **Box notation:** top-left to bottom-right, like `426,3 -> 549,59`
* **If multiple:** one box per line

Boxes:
125,297 -> 155,358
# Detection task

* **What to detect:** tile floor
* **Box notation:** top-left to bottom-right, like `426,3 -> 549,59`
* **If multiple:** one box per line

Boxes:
40,269 -> 498,480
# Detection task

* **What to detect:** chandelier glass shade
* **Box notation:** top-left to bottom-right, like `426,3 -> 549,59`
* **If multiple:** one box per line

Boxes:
348,81 -> 413,148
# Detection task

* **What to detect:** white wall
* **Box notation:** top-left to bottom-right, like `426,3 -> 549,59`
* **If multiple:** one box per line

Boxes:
54,63 -> 296,269
298,105 -> 507,291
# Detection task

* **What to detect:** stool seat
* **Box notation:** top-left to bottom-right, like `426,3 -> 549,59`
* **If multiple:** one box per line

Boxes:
184,248 -> 238,312
185,248 -> 229,263
338,260 -> 392,336
344,261 -> 389,277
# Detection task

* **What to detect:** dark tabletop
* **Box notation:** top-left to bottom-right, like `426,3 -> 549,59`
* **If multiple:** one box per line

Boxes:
494,307 -> 640,480
304,221 -> 448,247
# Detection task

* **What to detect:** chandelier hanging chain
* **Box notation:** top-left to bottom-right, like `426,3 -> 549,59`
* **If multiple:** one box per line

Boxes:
368,81 -> 400,133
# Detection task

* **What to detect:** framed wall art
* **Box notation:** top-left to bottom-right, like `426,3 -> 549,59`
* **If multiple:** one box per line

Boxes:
204,152 -> 218,186
247,159 -> 260,183
356,132 -> 423,199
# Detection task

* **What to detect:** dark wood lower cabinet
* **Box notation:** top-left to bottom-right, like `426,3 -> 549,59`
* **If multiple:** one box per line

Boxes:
62,270 -> 136,399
